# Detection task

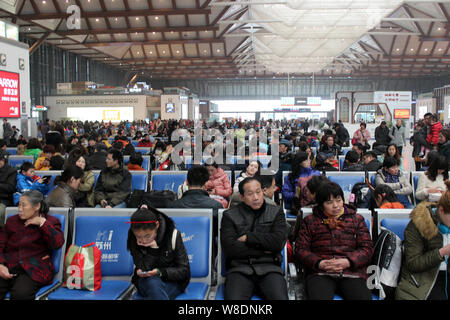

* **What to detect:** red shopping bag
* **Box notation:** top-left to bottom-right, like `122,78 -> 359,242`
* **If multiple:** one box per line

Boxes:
63,242 -> 102,291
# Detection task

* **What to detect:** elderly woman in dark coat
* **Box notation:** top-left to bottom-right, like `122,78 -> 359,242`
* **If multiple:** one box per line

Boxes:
294,182 -> 373,300
0,190 -> 64,300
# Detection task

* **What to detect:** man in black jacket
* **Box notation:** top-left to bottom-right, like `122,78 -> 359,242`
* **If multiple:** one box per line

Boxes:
342,150 -> 365,171
334,122 -> 350,147
0,151 -> 17,226
220,177 -> 288,300
88,143 -> 108,170
374,121 -> 391,148
362,151 -> 382,171
170,166 -> 223,209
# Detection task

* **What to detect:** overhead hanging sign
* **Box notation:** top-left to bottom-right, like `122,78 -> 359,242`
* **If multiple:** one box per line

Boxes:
0,70 -> 20,118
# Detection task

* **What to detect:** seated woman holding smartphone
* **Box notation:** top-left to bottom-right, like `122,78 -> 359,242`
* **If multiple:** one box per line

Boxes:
127,205 -> 190,300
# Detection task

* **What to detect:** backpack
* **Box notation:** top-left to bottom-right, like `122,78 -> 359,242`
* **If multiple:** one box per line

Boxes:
370,228 -> 403,300
141,190 -> 177,208
349,171 -> 375,208
127,189 -> 177,208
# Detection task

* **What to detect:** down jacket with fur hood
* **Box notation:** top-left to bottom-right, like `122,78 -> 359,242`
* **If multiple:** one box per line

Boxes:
396,202 -> 449,300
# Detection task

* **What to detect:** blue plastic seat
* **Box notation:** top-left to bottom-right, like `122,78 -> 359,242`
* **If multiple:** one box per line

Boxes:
380,218 -> 409,241
35,171 -> 62,194
6,147 -> 17,155
123,155 -> 150,171
134,147 -> 151,155
48,212 -> 135,300
130,171 -> 148,192
151,171 -> 187,192
326,172 -> 365,195
339,156 -> 345,171
375,209 -> 411,241
8,155 -> 35,167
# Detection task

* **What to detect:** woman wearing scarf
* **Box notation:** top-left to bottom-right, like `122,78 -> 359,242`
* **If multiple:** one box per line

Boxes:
375,156 -> 414,209
294,181 -> 373,300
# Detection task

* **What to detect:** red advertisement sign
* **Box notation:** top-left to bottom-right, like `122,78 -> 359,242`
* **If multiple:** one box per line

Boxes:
394,109 -> 410,119
0,70 -> 20,118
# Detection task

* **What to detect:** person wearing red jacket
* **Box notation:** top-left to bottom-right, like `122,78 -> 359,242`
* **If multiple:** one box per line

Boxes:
204,163 -> 232,208
0,190 -> 65,300
426,113 -> 443,149
137,134 -> 153,148
294,181 -> 373,300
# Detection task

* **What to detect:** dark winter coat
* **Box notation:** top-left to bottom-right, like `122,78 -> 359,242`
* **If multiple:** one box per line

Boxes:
396,202 -> 448,300
94,166 -> 131,206
170,189 -> 223,209
0,163 -> 17,206
0,214 -> 65,284
342,163 -> 366,171
294,204 -> 373,280
438,141 -> 450,167
128,211 -> 190,291
220,201 -> 288,276
335,126 -> 350,147
88,151 -> 107,170
375,125 -> 391,146
364,159 -> 382,172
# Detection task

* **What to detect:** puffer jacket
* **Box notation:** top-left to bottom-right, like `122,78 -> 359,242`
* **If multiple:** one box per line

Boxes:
204,167 -> 232,199
14,172 -> 50,205
389,125 -> 406,147
426,121 -> 443,147
220,201 -> 288,276
396,202 -> 448,300
375,169 -> 412,197
294,204 -> 373,280
128,211 -> 190,291
93,166 -> 131,206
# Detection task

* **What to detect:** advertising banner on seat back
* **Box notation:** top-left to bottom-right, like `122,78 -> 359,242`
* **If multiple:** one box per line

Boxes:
0,70 -> 20,118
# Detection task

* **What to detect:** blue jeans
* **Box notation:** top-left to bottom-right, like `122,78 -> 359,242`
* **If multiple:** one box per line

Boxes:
135,276 -> 182,300
95,201 -> 127,208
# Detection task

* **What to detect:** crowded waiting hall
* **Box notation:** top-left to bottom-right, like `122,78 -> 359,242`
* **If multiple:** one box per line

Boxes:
0,0 -> 449,303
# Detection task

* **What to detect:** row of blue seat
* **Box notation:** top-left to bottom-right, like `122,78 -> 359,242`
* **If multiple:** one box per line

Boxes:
4,207 -> 213,300
3,205 -> 410,300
